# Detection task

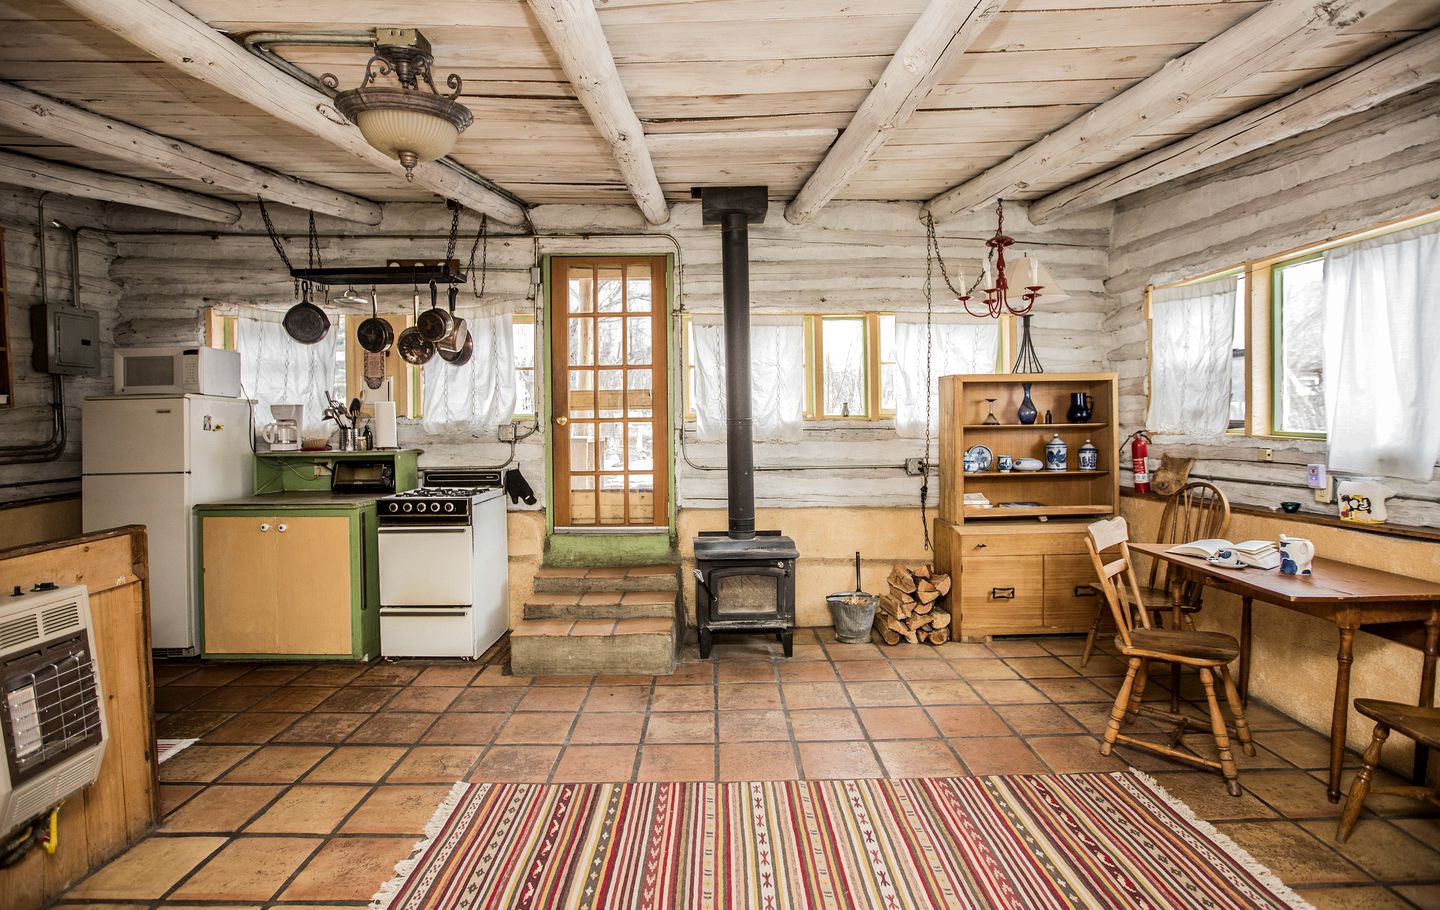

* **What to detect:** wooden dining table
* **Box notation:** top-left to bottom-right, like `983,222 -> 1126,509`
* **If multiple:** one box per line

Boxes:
1129,542 -> 1440,802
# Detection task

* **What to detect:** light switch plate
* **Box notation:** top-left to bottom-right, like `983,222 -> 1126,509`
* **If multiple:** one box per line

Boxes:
1314,476 -> 1335,504
1306,463 -> 1327,489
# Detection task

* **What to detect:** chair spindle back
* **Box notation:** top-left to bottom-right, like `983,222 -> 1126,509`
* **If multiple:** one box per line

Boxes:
1085,517 -> 1152,651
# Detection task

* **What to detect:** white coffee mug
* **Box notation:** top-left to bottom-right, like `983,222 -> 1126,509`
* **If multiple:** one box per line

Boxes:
1279,535 -> 1314,576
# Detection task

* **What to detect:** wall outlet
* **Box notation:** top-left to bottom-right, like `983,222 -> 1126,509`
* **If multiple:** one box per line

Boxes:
1259,447 -> 1274,462
1306,463 -> 1328,489
1314,476 -> 1336,504
905,457 -> 927,476
499,423 -> 518,443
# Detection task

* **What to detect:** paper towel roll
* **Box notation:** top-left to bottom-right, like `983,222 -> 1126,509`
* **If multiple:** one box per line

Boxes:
371,401 -> 398,449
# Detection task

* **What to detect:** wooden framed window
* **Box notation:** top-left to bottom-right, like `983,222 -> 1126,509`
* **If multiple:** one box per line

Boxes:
512,314 -> 536,418
809,314 -> 870,419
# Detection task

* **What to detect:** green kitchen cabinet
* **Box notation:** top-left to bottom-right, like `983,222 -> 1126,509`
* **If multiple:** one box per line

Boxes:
195,495 -> 380,660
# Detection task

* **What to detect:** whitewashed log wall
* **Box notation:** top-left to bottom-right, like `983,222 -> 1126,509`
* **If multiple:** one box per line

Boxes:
101,199 -> 1114,512
0,187 -> 120,504
1104,86 -> 1440,529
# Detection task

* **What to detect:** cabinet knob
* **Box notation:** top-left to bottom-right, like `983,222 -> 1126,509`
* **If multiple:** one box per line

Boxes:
555,415 -> 569,426
259,523 -> 270,532
277,523 -> 288,533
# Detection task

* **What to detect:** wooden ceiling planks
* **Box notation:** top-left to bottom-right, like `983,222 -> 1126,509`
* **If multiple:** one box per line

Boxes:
0,0 -> 1431,213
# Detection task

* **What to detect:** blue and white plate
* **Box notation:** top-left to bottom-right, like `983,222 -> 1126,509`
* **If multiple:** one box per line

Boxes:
965,445 -> 993,472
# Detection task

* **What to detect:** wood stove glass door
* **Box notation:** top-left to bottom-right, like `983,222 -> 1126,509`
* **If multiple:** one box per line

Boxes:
550,257 -> 670,528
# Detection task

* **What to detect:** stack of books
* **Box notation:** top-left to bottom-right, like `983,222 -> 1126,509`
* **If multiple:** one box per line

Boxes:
963,492 -> 992,509
1167,538 -> 1279,570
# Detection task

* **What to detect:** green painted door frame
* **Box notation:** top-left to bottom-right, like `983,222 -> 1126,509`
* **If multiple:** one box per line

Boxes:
542,254 -> 679,566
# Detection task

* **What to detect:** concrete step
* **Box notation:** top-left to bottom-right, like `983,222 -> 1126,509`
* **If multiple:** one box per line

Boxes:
523,590 -> 676,621
509,616 -> 677,676
533,564 -> 679,594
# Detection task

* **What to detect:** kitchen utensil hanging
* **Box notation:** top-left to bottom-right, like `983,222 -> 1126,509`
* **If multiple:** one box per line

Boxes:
357,288 -> 394,354
283,282 -> 330,344
437,285 -> 469,353
396,288 -> 436,365
416,279 -> 454,342
363,351 -> 387,389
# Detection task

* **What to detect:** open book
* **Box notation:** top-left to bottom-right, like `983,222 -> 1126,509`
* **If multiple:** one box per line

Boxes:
1167,539 -> 1280,569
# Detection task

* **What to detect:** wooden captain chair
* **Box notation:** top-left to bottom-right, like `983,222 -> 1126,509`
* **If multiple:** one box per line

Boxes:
1085,516 -> 1254,796
1081,481 -> 1230,666
1336,700 -> 1440,842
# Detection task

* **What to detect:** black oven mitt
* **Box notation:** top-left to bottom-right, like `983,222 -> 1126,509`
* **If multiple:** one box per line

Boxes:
504,468 -> 537,505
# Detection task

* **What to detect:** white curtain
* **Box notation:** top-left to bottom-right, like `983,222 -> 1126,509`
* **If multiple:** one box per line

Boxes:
894,314 -> 999,438
1146,276 -> 1236,434
236,307 -> 338,435
692,314 -> 804,443
422,310 -> 516,433
1323,220 -> 1440,481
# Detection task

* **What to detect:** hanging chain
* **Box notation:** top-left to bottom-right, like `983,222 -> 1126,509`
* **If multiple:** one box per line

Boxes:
464,214 -> 489,298
444,202 -> 461,264
257,196 -> 301,297
920,219 -> 936,552
307,212 -> 322,270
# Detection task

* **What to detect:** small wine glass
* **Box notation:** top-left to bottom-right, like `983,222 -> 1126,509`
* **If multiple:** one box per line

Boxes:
982,398 -> 1000,425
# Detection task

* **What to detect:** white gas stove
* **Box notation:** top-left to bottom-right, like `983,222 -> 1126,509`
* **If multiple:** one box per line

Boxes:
376,470 -> 509,659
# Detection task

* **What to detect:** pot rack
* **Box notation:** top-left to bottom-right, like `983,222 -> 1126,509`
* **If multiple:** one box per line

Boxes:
288,259 -> 465,286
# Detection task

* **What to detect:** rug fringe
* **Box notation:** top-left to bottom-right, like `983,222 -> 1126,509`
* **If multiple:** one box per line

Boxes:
1125,769 -> 1315,910
369,780 -> 472,910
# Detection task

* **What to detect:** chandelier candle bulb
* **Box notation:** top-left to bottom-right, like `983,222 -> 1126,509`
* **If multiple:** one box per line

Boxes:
1030,255 -> 1039,285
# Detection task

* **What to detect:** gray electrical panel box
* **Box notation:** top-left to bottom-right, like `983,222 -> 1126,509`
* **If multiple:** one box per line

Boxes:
30,304 -> 101,376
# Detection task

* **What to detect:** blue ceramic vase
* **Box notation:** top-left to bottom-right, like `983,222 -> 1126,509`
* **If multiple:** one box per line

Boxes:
1017,383 -> 1038,425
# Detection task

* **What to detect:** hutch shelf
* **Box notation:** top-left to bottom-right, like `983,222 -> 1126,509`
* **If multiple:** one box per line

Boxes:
934,372 -> 1120,642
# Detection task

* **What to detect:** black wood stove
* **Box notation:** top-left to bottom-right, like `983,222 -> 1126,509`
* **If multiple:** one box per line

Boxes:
690,186 -> 798,658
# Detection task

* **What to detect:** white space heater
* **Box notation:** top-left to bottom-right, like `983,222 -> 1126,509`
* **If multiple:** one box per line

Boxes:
0,584 -> 108,836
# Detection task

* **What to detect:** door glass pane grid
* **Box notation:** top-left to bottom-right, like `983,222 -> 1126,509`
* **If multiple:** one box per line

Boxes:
563,261 -> 659,526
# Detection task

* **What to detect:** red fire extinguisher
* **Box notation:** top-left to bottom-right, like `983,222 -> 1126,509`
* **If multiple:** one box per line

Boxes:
1129,431 -> 1152,493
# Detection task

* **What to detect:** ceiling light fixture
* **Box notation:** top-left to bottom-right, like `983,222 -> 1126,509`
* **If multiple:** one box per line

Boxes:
325,28 -> 473,181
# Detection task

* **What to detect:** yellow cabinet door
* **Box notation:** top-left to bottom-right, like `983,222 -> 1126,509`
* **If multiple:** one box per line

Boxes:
202,515 -> 279,654
271,516 -> 353,654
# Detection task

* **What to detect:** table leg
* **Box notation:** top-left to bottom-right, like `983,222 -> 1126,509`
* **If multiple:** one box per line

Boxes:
1414,609 -> 1438,785
1170,591 -> 1183,714
1239,597 -> 1252,708
1329,623 -> 1356,803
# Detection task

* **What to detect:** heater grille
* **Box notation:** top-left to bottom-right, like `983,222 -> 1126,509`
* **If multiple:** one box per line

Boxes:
2,630 -> 104,786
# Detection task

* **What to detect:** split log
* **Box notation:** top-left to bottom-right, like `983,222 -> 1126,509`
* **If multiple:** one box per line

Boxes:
928,628 -> 951,646
888,565 -> 917,594
929,611 -> 952,631
873,615 -> 901,646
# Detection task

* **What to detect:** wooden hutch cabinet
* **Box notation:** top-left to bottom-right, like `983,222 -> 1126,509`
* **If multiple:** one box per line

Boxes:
933,373 -> 1119,641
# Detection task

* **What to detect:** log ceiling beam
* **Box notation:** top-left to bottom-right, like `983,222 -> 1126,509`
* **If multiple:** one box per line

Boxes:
0,81 -> 379,225
1028,27 -> 1440,223
922,0 -> 1400,223
526,0 -> 668,225
55,0 -> 529,226
0,149 -> 241,223
784,0 -> 1004,226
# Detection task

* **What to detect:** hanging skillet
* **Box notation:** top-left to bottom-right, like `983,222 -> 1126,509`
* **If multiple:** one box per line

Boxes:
416,279 -> 454,342
283,283 -> 330,344
395,289 -> 435,365
357,289 -> 394,354
436,285 -> 469,354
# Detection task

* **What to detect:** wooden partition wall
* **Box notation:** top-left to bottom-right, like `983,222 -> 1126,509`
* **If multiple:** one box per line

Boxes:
0,527 -> 157,910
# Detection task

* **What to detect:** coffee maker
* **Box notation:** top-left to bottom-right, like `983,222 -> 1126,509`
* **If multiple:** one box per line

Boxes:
261,403 -> 303,452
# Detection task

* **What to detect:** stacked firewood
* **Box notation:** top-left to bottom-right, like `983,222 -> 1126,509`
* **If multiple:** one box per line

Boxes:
873,563 -> 953,645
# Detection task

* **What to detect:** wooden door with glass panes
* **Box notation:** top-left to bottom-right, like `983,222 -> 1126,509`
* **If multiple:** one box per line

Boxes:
550,257 -> 669,528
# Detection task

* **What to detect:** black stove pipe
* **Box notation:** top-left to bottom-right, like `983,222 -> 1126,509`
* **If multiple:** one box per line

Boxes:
720,210 -> 756,540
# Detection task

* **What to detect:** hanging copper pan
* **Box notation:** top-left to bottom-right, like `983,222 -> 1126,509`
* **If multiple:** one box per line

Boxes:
395,289 -> 435,365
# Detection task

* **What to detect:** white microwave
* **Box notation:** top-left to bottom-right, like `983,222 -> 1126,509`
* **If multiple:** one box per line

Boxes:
113,346 -> 242,397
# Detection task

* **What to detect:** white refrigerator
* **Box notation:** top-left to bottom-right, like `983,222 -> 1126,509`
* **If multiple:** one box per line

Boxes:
82,394 -> 255,653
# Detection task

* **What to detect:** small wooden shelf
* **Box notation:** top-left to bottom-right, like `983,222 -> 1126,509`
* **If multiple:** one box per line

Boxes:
962,422 -> 1106,430
965,470 -> 1109,479
963,504 -> 1115,519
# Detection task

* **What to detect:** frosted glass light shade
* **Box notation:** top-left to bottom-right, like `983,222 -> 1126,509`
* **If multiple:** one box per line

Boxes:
354,107 -> 460,164
1011,254 -> 1068,302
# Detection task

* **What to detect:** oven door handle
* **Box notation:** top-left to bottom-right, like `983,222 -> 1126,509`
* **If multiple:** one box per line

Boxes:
380,609 -> 472,616
377,526 -> 470,533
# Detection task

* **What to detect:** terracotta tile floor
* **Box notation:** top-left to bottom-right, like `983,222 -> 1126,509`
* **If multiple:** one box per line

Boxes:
51,630 -> 1440,909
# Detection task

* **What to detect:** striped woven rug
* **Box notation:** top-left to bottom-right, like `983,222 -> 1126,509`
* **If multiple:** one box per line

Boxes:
374,771 -> 1308,910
